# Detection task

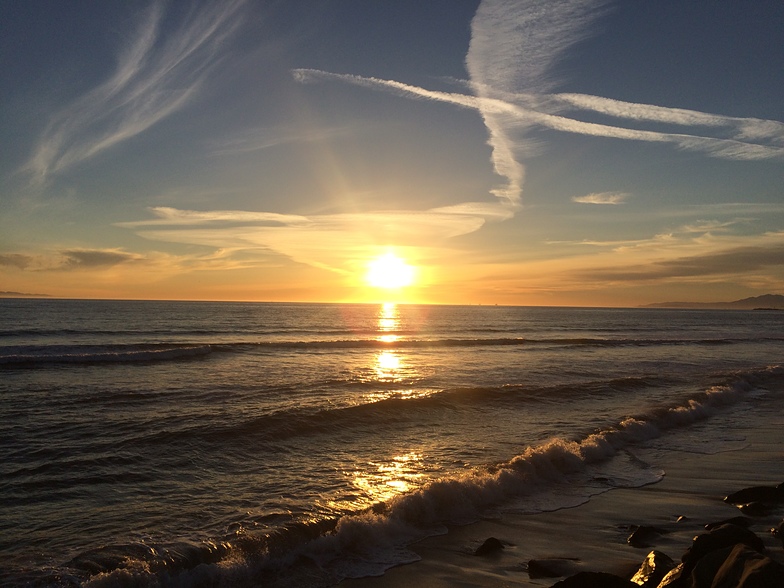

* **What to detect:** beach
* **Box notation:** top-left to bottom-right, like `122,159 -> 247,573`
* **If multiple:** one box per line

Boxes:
344,385 -> 784,587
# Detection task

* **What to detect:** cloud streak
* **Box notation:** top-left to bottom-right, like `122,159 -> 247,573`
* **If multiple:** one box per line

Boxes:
575,242 -> 784,284
572,192 -> 628,205
294,68 -> 784,163
0,249 -> 144,271
119,205 -> 500,274
23,0 -> 246,185
208,125 -> 355,156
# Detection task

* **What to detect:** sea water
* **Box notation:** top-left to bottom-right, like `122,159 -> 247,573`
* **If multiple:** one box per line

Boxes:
1,299 -> 782,586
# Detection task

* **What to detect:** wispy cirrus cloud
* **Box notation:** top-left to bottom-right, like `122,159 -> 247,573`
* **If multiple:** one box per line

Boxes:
572,192 -> 628,205
466,0 -> 609,208
22,0 -> 246,185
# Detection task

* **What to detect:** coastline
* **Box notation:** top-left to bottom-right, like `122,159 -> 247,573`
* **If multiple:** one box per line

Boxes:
343,388 -> 784,587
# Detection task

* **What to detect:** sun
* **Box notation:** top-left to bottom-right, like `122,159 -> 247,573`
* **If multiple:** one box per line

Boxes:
366,253 -> 415,289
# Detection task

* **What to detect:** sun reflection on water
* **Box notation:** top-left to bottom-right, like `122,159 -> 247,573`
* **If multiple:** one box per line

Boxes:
375,350 -> 401,380
377,302 -> 400,343
350,452 -> 425,505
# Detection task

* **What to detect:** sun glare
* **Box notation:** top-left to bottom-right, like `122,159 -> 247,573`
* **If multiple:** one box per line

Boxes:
366,253 -> 415,289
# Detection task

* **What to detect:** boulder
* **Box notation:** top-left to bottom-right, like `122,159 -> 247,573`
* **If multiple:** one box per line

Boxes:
724,484 -> 784,505
681,524 -> 765,569
629,550 -> 675,587
474,536 -> 504,556
691,543 -> 784,588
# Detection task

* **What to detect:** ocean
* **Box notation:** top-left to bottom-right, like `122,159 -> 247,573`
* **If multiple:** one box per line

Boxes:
1,299 -> 783,587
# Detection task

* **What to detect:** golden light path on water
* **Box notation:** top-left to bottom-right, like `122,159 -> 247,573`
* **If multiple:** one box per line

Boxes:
327,303 -> 435,510
349,451 -> 426,505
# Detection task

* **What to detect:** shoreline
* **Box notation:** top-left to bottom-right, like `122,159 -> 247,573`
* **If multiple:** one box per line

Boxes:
342,393 -> 784,587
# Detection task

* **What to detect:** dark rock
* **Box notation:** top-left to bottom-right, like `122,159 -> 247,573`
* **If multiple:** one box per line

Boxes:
689,545 -> 737,588
693,543 -> 784,588
737,501 -> 776,516
474,536 -> 504,556
629,550 -> 675,588
724,484 -> 784,505
656,563 -> 686,587
549,571 -> 635,587
527,558 -> 580,579
704,516 -> 753,530
627,525 -> 670,548
681,524 -> 765,569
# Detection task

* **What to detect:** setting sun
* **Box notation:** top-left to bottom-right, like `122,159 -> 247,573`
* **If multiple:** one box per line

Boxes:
366,253 -> 415,289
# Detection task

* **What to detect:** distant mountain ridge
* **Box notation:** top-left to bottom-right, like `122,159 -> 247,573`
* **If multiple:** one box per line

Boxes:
641,294 -> 784,309
0,291 -> 52,298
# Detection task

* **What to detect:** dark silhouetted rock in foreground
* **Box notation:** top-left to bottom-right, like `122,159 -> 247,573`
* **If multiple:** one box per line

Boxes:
681,524 -> 765,569
629,550 -> 675,588
653,523 -> 777,587
550,571 -> 635,587
474,537 -> 504,556
627,525 -> 670,548
724,483 -> 784,505
689,544 -> 784,588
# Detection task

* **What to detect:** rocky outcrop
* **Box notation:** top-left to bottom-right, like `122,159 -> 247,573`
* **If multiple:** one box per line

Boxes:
474,536 -> 505,556
550,487 -> 784,588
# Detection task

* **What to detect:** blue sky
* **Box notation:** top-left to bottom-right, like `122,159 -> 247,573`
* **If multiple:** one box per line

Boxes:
1,0 -> 783,305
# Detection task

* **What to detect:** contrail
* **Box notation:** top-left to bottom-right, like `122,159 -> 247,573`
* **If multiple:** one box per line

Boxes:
292,69 -> 784,161
294,0 -> 784,215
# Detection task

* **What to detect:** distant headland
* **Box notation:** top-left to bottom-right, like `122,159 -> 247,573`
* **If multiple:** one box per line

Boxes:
641,294 -> 784,310
0,291 -> 52,298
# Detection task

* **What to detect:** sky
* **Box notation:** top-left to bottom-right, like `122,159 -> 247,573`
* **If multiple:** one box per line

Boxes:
1,0 -> 783,306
